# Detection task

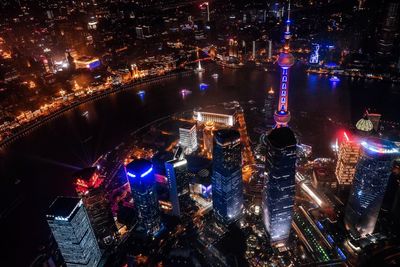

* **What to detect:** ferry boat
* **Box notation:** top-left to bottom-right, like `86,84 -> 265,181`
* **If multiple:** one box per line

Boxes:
329,76 -> 340,82
137,90 -> 145,95
180,89 -> 192,95
199,83 -> 209,90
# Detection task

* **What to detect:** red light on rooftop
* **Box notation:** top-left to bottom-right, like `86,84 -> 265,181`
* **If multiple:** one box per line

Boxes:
74,172 -> 103,194
343,131 -> 350,142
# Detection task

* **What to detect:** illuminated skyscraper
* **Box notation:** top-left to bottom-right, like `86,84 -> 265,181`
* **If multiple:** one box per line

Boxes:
335,132 -> 361,185
264,87 -> 276,128
73,167 -> 117,246
228,39 -> 239,58
262,2 -> 297,246
179,123 -> 198,154
46,197 -> 101,267
212,129 -> 244,225
345,138 -> 400,237
262,127 -> 297,245
125,159 -> 161,236
203,121 -> 215,158
377,1 -> 399,57
165,147 -> 190,217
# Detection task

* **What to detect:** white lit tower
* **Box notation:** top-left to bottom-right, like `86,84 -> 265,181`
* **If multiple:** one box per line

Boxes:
274,2 -> 295,128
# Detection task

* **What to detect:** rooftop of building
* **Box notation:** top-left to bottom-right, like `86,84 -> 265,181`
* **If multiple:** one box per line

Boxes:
125,158 -> 153,177
267,127 -> 296,148
215,129 -> 240,144
194,105 -> 238,116
47,196 -> 81,219
178,121 -> 196,130
73,167 -> 97,181
361,137 -> 399,156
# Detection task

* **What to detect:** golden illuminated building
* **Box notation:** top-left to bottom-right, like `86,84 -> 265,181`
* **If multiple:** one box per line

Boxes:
203,121 -> 214,159
335,132 -> 361,185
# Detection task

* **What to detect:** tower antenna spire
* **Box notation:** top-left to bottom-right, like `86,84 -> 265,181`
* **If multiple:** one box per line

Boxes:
286,0 -> 291,35
274,0 -> 295,127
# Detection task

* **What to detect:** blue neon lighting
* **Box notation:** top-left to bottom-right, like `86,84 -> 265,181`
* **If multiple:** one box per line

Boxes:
127,172 -> 136,178
89,60 -> 101,69
327,234 -> 334,245
316,221 -> 324,230
336,247 -> 346,260
140,167 -> 153,178
361,141 -> 399,154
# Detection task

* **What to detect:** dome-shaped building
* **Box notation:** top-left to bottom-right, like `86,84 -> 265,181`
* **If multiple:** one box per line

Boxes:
356,113 -> 374,134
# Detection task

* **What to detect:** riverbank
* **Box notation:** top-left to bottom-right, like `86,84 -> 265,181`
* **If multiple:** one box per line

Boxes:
0,69 -> 194,149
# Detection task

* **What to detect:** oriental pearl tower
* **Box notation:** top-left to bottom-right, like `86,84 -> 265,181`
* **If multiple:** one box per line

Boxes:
262,1 -> 297,246
274,2 -> 295,127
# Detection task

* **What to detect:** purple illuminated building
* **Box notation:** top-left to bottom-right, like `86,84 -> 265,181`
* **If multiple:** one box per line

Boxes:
125,159 -> 161,236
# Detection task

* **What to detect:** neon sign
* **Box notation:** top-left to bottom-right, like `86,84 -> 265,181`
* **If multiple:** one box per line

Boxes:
278,68 -> 289,112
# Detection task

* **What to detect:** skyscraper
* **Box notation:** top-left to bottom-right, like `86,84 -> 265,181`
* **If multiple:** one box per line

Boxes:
46,197 -> 101,267
264,87 -> 276,128
262,2 -> 297,246
212,129 -> 244,225
262,127 -> 297,245
377,1 -> 399,57
335,132 -> 361,185
73,167 -> 117,246
125,159 -> 161,236
165,147 -> 190,217
179,123 -> 198,154
203,121 -> 215,159
345,138 -> 400,237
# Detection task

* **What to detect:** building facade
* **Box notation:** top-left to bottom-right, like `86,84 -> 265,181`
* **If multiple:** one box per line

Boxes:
74,167 -> 117,246
179,123 -> 198,154
212,129 -> 244,225
262,127 -> 297,245
203,121 -> 215,159
345,138 -> 400,237
194,109 -> 236,126
47,197 -> 101,267
264,87 -> 276,128
335,133 -> 361,185
165,147 -> 190,217
125,159 -> 162,236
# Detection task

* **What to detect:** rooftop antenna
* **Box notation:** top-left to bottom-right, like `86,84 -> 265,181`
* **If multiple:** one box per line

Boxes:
286,0 -> 291,34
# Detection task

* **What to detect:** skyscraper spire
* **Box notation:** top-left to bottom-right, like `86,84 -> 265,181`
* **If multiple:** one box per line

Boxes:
274,1 -> 295,127
286,0 -> 291,35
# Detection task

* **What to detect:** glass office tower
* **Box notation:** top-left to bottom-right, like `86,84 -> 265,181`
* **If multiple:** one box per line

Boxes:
125,159 -> 161,236
212,129 -> 244,225
345,138 -> 400,237
46,197 -> 101,267
262,127 -> 297,245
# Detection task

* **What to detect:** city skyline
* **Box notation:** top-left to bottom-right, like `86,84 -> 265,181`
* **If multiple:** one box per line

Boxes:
1,0 -> 400,266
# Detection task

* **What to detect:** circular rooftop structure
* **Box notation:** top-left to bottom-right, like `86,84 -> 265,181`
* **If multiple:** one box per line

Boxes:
360,137 -> 400,157
274,111 -> 291,126
356,115 -> 373,132
278,52 -> 295,68
125,158 -> 153,179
